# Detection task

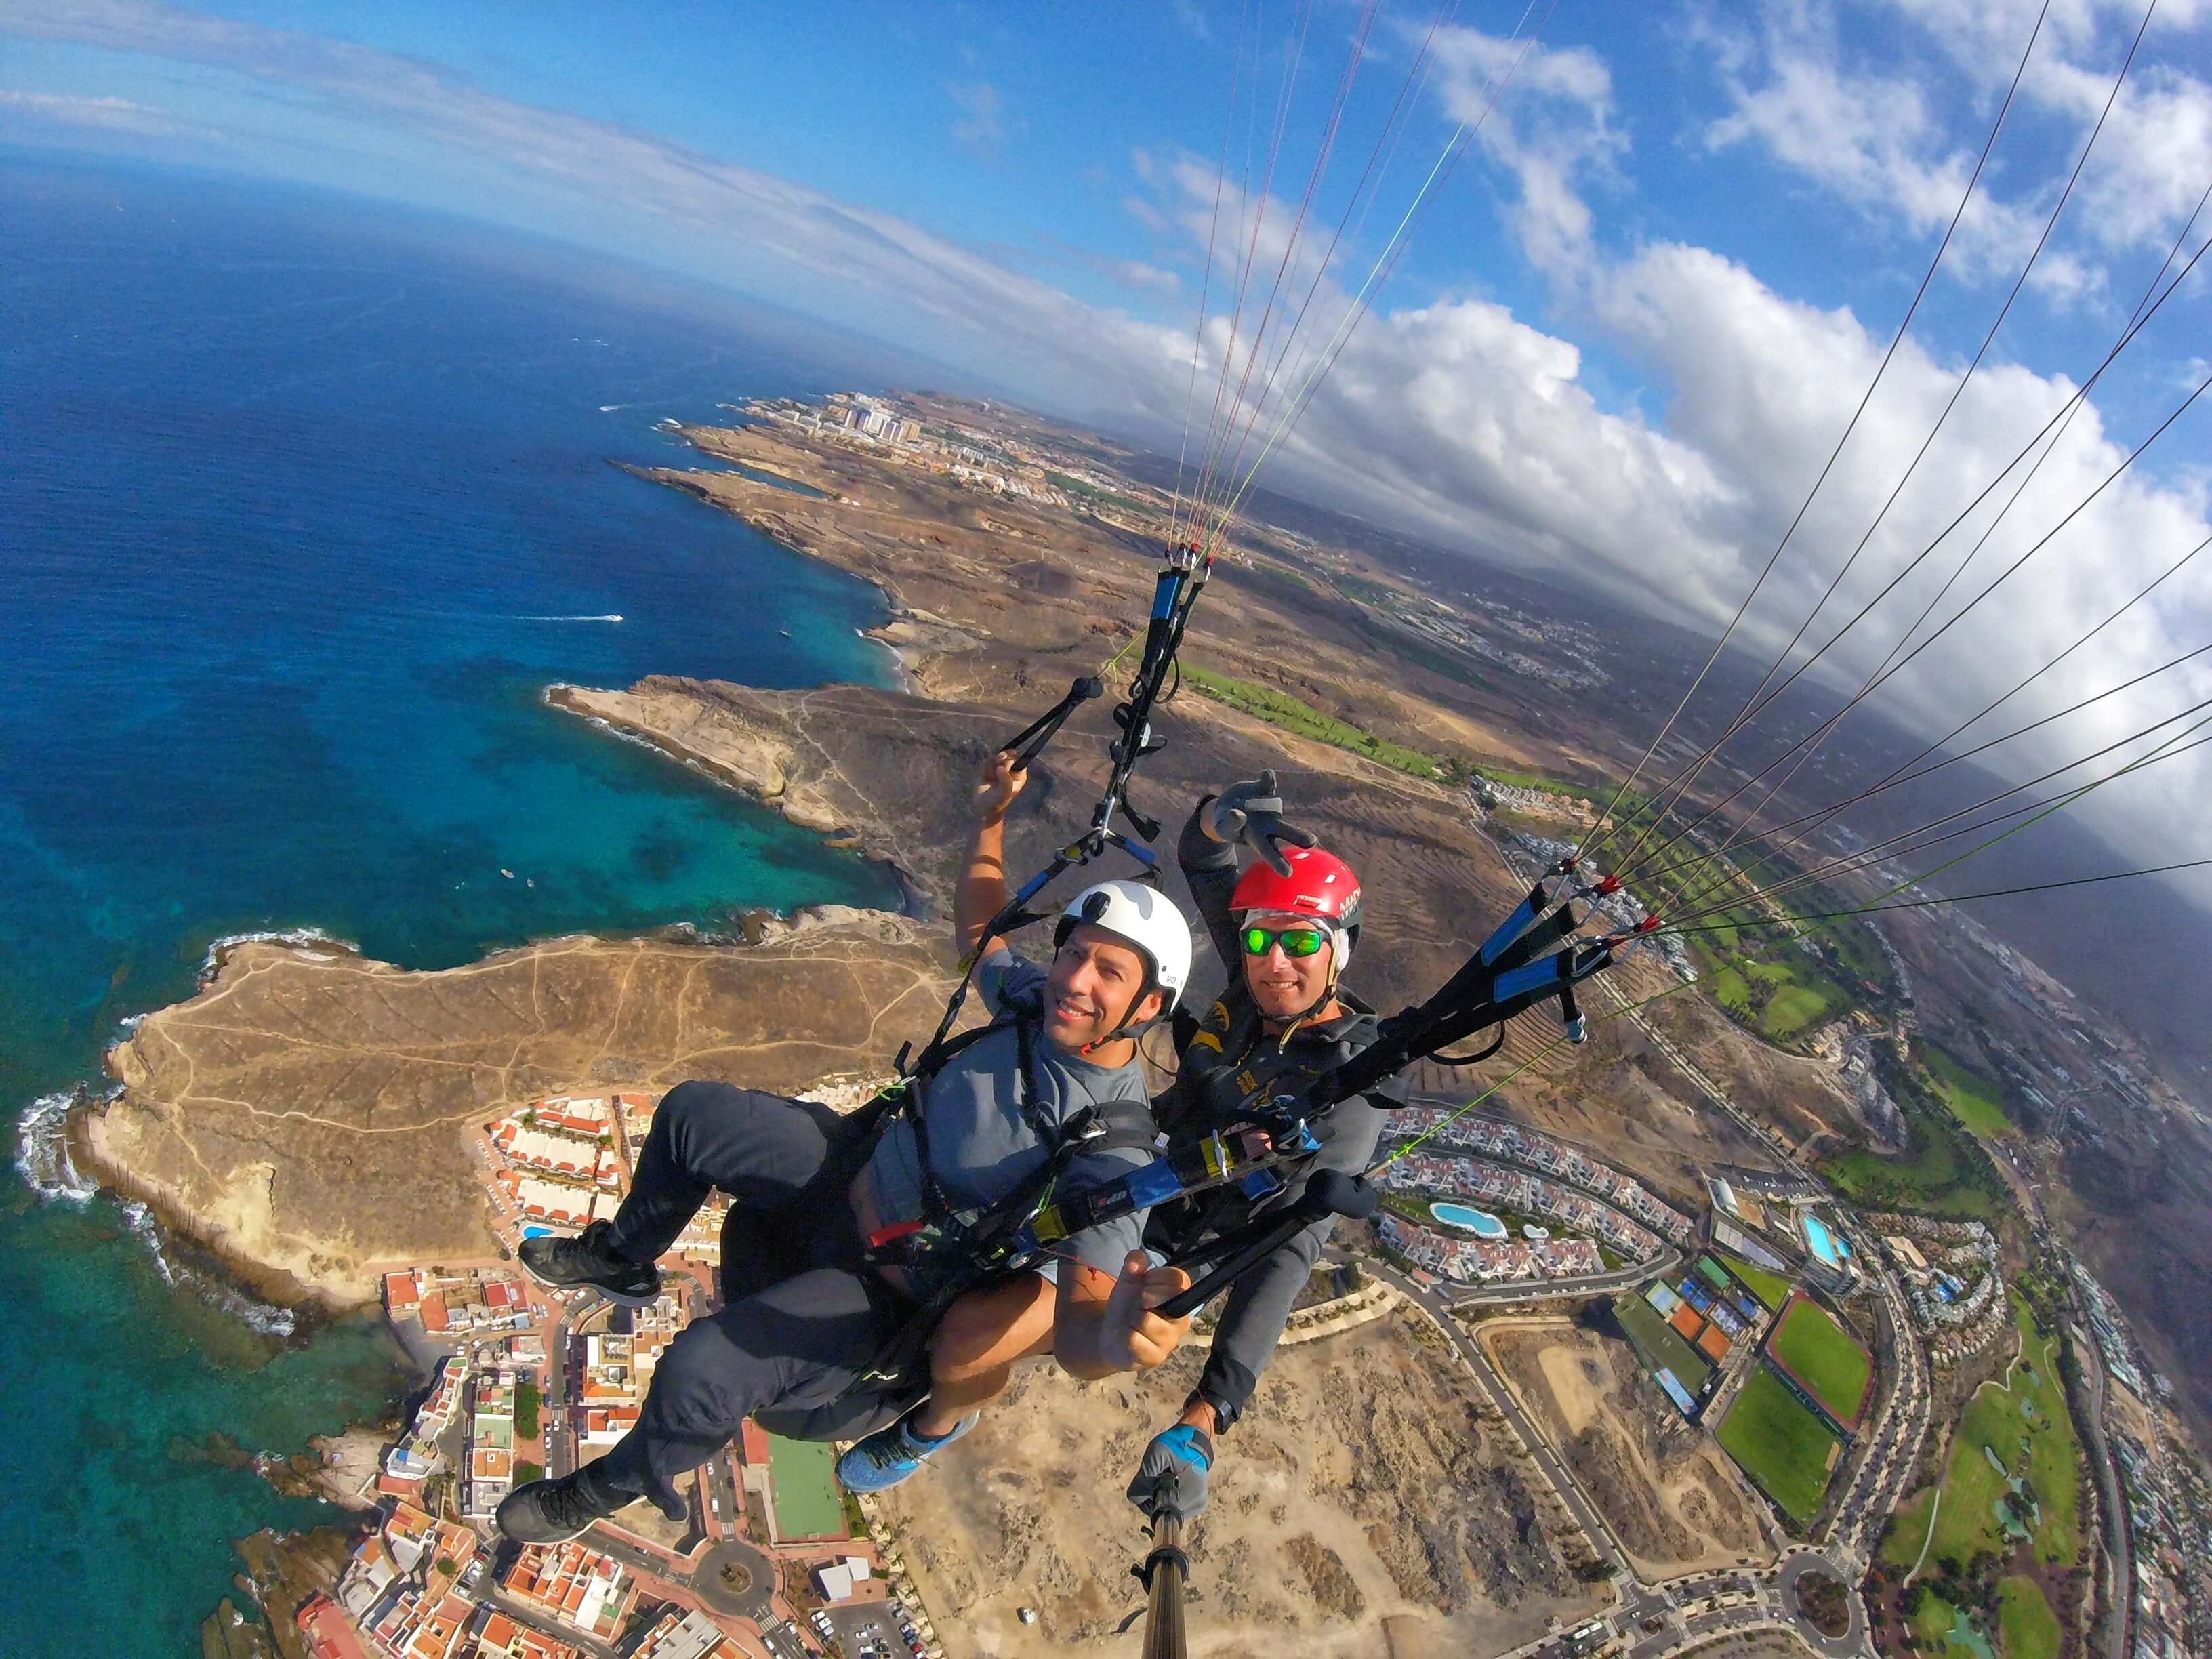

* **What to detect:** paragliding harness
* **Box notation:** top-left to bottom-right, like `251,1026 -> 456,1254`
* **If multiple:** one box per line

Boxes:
825,1007 -> 1164,1400
822,539 -> 1217,1402
1049,855 -> 1626,1324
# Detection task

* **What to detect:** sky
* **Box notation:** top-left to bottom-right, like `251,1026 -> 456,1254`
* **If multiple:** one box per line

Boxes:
5,0 -> 2210,886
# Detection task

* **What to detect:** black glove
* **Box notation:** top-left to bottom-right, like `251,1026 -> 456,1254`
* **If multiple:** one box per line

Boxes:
1203,770 -> 1317,877
1127,1423 -> 1214,1521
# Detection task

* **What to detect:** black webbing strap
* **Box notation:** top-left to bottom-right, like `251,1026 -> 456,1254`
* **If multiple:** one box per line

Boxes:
1002,675 -> 1104,771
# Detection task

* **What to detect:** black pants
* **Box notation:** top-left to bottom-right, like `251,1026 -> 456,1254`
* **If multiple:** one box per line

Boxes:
590,1081 -> 911,1515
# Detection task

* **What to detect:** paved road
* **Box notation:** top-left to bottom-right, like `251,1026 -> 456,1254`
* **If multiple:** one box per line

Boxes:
475,1578 -> 617,1659
582,1525 -> 777,1628
2067,1284 -> 2134,1659
1600,981 -> 1807,1175
1776,1549 -> 1870,1658
1432,1246 -> 1683,1310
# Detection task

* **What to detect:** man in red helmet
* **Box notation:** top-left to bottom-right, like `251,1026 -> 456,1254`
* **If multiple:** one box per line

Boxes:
1122,770 -> 1412,1524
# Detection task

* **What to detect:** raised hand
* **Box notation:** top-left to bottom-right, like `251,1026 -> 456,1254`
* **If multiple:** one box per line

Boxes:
975,747 -> 1029,823
1204,769 -> 1318,876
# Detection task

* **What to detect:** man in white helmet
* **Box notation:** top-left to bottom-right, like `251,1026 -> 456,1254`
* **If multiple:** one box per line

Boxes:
499,750 -> 1197,1543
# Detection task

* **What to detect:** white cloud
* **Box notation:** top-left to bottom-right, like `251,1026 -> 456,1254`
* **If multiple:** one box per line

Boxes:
945,78 -> 1021,156
0,85 -> 224,140
5,0 -> 2208,866
1428,24 -> 1625,277
1703,0 -> 2212,289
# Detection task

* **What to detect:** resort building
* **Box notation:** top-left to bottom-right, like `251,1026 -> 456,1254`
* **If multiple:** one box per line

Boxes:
501,1541 -> 637,1645
628,1607 -> 732,1659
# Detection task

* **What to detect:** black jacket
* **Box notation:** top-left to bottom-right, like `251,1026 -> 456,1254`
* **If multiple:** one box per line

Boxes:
1145,800 -> 1409,1431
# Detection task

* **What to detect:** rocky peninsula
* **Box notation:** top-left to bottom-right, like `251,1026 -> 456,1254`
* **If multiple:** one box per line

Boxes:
77,400 -> 1839,1306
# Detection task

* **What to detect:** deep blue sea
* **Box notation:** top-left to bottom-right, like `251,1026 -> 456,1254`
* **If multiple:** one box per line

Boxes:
1,153 -> 907,1654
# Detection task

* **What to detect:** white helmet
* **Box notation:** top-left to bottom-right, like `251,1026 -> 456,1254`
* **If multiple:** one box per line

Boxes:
1053,878 -> 1193,1012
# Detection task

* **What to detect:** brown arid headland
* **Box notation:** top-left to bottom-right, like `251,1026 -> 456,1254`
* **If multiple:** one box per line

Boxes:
81,912 -> 949,1302
73,392 -> 2212,1654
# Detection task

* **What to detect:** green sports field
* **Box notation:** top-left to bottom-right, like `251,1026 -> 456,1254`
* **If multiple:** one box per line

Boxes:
1614,1291 -> 1714,1395
1769,1298 -> 1873,1425
1717,1251 -> 1793,1312
1717,1368 -> 1841,1525
766,1433 -> 848,1541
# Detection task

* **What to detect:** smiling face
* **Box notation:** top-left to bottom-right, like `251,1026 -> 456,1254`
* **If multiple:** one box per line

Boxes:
1239,909 -> 1337,1023
1043,921 -> 1163,1051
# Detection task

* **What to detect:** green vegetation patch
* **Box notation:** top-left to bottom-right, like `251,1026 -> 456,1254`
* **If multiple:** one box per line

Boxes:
1717,1368 -> 1841,1525
1742,959 -> 1847,1041
1922,1043 -> 2015,1139
765,1433 -> 848,1540
1770,1298 -> 1872,1425
1182,663 -> 1446,779
1044,470 -> 1149,512
1330,571 -> 1405,609
1999,1576 -> 2061,1659
1881,1486 -> 1938,1570
1712,965 -> 1752,1015
1927,1298 -> 2083,1570
1612,1292 -> 1714,1394
514,1379 -> 540,1441
1717,1252 -> 1793,1312
1821,1105 -> 2001,1218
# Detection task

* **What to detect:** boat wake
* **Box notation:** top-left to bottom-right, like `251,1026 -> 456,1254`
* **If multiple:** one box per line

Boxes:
518,614 -> 623,623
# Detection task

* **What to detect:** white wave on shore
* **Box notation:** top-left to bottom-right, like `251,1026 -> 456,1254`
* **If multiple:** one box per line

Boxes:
119,1201 -> 298,1338
14,1090 -> 98,1202
547,699 -> 708,773
197,926 -> 359,985
16,1095 -> 299,1335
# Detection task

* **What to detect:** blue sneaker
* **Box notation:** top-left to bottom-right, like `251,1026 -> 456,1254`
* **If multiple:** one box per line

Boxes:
836,1410 -> 979,1493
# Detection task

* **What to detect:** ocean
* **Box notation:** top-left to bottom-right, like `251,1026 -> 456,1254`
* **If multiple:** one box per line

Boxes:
1,152 -> 907,1654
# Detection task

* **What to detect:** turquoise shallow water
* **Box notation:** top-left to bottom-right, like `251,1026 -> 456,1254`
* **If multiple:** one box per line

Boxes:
1,152 -> 909,1654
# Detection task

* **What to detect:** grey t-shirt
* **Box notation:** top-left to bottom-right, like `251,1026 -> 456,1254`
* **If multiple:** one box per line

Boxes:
862,949 -> 1157,1283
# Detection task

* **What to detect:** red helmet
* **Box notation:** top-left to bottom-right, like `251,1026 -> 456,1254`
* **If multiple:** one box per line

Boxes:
1229,845 -> 1363,935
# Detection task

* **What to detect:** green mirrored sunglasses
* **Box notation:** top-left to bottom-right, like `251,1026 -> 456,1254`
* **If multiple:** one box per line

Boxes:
1241,924 -> 1329,958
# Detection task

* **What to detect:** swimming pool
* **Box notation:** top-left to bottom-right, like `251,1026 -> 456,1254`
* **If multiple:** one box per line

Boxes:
1803,1214 -> 1845,1265
1431,1202 -> 1509,1238
521,1225 -> 554,1240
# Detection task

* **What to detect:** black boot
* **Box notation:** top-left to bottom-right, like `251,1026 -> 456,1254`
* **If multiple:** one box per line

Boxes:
497,1460 -> 630,1544
518,1219 -> 661,1307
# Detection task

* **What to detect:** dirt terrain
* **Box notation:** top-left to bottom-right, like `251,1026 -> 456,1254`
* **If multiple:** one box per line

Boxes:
1479,1317 -> 1773,1581
878,1309 -> 1604,1658
80,910 -> 950,1301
